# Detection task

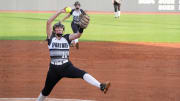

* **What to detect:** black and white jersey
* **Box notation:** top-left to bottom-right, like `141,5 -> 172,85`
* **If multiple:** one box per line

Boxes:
70,9 -> 85,24
114,0 -> 122,4
47,34 -> 71,62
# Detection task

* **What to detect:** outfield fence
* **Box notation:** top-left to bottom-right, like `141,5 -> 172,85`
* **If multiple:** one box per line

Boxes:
0,0 -> 180,12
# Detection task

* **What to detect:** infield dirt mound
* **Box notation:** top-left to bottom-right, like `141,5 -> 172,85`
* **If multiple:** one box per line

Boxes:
0,40 -> 180,101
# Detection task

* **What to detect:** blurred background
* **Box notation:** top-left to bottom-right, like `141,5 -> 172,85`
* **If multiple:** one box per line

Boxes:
0,0 -> 180,12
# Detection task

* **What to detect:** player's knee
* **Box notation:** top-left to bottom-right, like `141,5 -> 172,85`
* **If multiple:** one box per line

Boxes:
78,70 -> 87,79
114,8 -> 116,11
82,72 -> 88,79
41,92 -> 49,96
42,88 -> 51,96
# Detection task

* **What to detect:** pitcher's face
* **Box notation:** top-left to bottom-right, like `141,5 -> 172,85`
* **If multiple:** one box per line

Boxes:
55,27 -> 63,34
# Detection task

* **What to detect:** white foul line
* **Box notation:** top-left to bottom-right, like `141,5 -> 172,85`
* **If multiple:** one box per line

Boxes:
0,98 -> 96,101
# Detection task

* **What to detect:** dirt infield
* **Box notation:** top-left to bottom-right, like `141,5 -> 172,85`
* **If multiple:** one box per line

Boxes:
0,40 -> 180,101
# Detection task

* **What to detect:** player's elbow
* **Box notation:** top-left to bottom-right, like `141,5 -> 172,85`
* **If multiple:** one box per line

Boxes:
76,36 -> 80,39
76,33 -> 81,38
47,20 -> 51,25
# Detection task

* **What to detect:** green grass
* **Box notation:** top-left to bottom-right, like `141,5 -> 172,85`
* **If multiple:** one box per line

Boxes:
0,12 -> 180,42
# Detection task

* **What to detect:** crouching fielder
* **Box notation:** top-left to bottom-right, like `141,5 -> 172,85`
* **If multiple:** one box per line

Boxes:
36,8 -> 110,101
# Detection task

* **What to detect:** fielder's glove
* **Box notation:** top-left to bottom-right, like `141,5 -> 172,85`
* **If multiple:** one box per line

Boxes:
78,14 -> 90,29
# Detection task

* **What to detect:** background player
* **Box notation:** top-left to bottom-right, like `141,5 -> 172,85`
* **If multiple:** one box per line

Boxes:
36,8 -> 110,101
61,1 -> 86,49
112,0 -> 122,18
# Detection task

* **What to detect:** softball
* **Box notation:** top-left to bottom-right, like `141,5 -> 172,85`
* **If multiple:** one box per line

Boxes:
65,7 -> 72,13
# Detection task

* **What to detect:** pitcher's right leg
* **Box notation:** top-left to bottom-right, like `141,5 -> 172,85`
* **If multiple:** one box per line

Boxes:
36,64 -> 62,101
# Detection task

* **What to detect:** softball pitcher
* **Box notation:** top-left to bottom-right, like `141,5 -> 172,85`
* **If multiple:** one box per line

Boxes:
36,8 -> 110,101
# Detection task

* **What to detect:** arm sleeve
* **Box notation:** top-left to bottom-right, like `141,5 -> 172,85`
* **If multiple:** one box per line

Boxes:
70,9 -> 75,15
47,33 -> 55,46
80,9 -> 86,15
47,39 -> 51,46
63,34 -> 72,45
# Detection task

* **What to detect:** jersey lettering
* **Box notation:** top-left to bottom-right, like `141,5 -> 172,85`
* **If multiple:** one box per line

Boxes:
48,34 -> 71,62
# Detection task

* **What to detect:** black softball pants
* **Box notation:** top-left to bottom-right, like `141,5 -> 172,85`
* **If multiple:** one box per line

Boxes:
71,22 -> 80,33
114,2 -> 120,12
41,61 -> 86,96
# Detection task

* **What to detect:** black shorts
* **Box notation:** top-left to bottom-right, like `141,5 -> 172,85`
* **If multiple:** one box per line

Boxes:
114,2 -> 121,12
71,22 -> 80,33
42,61 -> 86,96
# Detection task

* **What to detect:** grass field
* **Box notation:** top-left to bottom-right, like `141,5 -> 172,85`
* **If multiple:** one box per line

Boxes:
0,12 -> 180,42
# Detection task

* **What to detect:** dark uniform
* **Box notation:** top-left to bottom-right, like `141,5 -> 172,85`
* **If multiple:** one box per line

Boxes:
70,9 -> 86,33
114,0 -> 121,12
42,34 -> 86,96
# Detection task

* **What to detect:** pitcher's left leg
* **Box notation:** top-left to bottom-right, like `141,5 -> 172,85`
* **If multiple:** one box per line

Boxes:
64,62 -> 111,94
